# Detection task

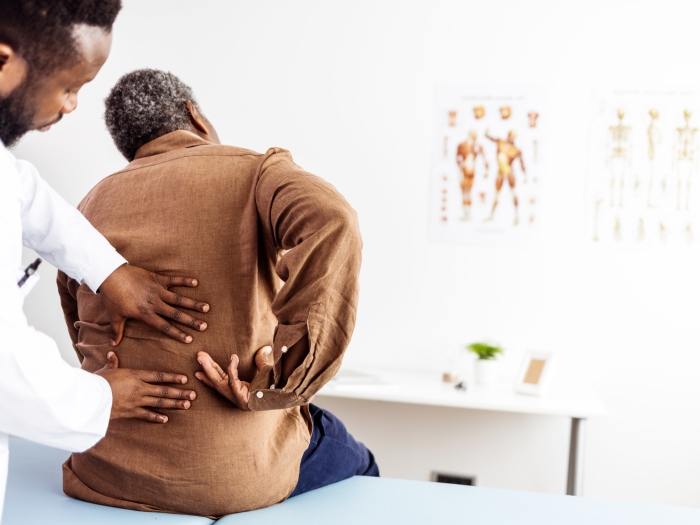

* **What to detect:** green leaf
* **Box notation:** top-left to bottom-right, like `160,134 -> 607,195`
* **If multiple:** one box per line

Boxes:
466,342 -> 504,360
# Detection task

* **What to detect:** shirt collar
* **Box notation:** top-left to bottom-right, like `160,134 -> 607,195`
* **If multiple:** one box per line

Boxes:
133,130 -> 213,160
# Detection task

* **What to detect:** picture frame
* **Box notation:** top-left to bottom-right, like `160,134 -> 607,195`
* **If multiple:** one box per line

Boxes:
514,351 -> 554,397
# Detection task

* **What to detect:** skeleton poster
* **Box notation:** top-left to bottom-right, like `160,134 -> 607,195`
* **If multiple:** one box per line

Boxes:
588,89 -> 700,246
429,87 -> 545,246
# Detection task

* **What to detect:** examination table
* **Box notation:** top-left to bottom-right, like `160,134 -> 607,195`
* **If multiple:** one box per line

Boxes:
4,438 -> 700,524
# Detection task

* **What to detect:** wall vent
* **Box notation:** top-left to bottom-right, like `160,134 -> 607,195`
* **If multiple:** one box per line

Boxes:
431,472 -> 476,486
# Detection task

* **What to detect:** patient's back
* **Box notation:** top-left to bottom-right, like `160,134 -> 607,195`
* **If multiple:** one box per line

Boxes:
59,131 -> 309,518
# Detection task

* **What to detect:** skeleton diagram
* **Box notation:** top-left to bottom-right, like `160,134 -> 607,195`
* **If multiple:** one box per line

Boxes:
456,130 -> 489,220
647,108 -> 662,206
673,109 -> 698,211
484,130 -> 526,225
607,108 -> 632,209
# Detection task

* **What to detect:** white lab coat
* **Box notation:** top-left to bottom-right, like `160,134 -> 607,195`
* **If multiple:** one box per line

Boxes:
0,141 -> 127,521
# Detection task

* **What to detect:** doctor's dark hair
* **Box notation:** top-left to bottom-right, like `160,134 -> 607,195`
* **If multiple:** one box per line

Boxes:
104,69 -> 199,161
0,0 -> 122,73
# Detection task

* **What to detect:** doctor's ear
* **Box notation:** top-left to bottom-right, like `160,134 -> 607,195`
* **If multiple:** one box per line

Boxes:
0,43 -> 28,98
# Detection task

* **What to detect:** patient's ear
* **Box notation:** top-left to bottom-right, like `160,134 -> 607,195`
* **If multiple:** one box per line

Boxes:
187,100 -> 210,135
0,43 -> 28,98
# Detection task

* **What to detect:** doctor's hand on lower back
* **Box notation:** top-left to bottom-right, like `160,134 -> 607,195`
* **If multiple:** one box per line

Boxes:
98,264 -> 210,346
96,352 -> 197,423
194,346 -> 274,411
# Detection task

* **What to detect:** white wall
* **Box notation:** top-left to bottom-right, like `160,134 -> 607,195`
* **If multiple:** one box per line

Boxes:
16,0 -> 700,508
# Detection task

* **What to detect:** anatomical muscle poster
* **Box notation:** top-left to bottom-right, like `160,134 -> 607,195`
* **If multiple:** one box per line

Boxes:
429,86 -> 545,246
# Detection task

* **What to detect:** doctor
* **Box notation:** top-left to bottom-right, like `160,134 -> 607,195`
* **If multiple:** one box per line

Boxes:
0,1 -> 209,520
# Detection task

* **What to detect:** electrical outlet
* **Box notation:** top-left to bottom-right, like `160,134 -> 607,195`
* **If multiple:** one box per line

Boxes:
431,472 -> 477,486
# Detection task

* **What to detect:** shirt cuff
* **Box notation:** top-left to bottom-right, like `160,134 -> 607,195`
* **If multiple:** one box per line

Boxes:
80,251 -> 127,293
247,389 -> 306,411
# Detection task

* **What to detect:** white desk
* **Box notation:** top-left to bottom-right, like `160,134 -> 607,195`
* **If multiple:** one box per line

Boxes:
316,367 -> 607,496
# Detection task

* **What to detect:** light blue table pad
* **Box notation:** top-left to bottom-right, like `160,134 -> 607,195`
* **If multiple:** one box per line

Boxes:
219,472 -> 700,525
2,438 -> 213,524
5,438 -> 700,524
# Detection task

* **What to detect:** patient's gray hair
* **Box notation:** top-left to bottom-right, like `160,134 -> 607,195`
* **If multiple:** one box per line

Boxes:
104,69 -> 198,161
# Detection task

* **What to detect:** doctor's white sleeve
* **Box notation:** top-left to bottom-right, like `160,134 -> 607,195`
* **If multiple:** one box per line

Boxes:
14,157 -> 126,292
0,157 -> 111,451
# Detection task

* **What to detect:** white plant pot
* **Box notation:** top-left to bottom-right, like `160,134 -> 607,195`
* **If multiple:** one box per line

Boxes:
475,359 -> 499,385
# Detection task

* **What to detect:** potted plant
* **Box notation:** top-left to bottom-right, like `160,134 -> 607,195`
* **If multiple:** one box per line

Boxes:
466,342 -> 504,385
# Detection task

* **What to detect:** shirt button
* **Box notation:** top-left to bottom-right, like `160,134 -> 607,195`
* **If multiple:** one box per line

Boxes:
281,346 -> 288,353
256,391 -> 264,399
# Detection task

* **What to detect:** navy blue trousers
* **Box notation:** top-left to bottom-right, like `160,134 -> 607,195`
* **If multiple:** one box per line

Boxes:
290,404 -> 379,497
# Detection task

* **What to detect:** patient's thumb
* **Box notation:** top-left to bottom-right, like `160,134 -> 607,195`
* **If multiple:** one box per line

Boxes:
255,345 -> 273,371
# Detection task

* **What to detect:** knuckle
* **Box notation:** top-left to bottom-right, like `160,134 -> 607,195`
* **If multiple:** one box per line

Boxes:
175,295 -> 183,306
160,322 -> 172,334
156,371 -> 164,382
171,309 -> 182,321
161,387 -> 169,397
156,397 -> 164,407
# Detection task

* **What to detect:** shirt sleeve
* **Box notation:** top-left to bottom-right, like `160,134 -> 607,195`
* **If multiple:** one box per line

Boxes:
0,151 -> 111,451
14,157 -> 126,292
248,148 -> 362,411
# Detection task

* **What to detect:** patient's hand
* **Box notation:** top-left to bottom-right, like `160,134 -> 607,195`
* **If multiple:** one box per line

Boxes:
96,351 -> 197,423
195,346 -> 273,411
99,264 -> 210,346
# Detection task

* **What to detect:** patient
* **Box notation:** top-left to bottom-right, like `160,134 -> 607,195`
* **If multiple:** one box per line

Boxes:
57,69 -> 377,518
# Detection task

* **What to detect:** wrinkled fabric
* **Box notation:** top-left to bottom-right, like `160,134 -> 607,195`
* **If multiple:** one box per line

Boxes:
57,131 -> 362,517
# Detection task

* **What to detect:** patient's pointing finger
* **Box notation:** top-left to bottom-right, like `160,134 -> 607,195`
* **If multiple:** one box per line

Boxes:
197,352 -> 227,381
195,371 -> 217,390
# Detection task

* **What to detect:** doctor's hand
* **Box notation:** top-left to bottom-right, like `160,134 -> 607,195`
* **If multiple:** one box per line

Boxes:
195,346 -> 274,411
96,351 -> 197,423
98,264 -> 210,346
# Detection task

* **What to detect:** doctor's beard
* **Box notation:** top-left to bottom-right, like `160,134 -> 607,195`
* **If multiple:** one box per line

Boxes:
0,76 -> 36,148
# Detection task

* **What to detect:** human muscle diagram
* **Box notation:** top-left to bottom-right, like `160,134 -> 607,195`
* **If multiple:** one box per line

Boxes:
430,87 -> 544,246
588,90 -> 700,246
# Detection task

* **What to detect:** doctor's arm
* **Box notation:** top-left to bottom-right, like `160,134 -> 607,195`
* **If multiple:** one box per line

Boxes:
197,148 -> 362,411
15,158 -> 209,345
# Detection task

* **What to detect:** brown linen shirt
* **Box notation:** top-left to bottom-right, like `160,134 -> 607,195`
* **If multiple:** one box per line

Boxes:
56,130 -> 362,517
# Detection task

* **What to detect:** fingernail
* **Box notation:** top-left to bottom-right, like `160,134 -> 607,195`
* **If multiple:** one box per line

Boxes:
199,323 -> 207,331
183,401 -> 191,409
189,392 -> 196,400
110,339 -> 117,346
202,304 -> 210,312
195,374 -> 202,381
161,416 -> 168,423
264,347 -> 272,356
185,336 -> 193,343
192,279 -> 198,286
107,351 -> 114,359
